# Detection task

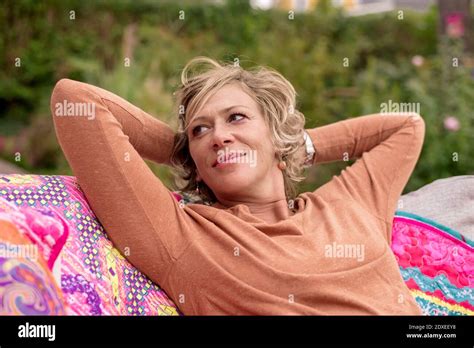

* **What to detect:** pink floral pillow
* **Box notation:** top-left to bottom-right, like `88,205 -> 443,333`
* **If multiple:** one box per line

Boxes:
0,219 -> 66,315
0,174 -> 181,316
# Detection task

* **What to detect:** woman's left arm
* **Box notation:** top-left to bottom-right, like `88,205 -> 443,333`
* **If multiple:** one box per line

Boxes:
304,113 -> 425,234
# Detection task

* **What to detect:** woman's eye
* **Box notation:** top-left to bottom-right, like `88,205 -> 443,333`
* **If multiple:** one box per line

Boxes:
229,113 -> 246,122
192,125 -> 208,136
192,113 -> 246,137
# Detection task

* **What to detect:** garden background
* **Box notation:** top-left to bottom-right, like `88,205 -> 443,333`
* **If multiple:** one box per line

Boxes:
1,0 -> 473,195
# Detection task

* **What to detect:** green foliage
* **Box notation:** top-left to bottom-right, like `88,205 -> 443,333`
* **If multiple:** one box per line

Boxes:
0,0 -> 473,193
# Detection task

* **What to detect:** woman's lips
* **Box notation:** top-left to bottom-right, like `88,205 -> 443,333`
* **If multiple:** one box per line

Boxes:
213,152 -> 247,168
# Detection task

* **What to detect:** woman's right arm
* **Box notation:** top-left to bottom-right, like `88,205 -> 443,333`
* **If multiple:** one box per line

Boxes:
51,78 -> 193,287
53,79 -> 176,166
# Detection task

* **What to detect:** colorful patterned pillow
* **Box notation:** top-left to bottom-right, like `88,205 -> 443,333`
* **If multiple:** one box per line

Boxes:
392,211 -> 473,315
0,174 -> 181,316
0,219 -> 66,315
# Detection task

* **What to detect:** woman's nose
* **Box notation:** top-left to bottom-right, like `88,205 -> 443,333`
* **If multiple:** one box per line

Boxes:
211,125 -> 234,148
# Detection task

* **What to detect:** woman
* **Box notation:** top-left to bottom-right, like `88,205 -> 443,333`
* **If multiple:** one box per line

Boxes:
50,57 -> 425,315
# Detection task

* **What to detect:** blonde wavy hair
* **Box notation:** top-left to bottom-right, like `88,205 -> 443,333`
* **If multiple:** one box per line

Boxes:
169,56 -> 307,203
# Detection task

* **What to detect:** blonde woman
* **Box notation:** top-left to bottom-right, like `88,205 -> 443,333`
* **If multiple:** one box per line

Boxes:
51,57 -> 425,315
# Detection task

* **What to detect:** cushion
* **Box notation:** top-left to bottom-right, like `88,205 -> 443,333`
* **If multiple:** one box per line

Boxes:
0,219 -> 66,315
399,175 -> 474,241
0,174 -> 180,316
393,211 -> 473,315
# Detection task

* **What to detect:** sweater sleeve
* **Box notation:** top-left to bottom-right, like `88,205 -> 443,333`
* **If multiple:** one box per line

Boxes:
50,78 -> 192,286
306,113 -> 425,234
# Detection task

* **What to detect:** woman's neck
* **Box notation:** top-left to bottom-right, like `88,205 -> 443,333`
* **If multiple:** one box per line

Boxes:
212,198 -> 295,224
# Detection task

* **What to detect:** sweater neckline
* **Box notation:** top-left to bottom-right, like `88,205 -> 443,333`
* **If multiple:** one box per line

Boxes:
211,197 -> 304,224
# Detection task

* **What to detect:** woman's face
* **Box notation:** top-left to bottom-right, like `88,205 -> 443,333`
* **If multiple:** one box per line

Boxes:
186,83 -> 283,201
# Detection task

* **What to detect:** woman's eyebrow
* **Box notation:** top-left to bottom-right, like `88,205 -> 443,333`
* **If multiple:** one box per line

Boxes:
190,105 -> 250,125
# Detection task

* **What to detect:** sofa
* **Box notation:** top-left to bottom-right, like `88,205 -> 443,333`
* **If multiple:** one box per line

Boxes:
0,174 -> 472,315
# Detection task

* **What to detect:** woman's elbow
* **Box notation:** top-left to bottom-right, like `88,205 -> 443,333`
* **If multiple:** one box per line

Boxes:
50,78 -> 95,114
50,78 -> 99,123
408,113 -> 426,147
51,79 -> 77,107
409,112 -> 425,131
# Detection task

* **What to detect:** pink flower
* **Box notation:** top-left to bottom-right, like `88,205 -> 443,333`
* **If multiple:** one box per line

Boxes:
443,116 -> 460,132
411,55 -> 424,67
445,13 -> 464,38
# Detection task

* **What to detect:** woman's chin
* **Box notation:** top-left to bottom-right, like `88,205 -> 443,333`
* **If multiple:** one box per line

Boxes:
212,162 -> 258,175
205,165 -> 256,189
209,177 -> 253,193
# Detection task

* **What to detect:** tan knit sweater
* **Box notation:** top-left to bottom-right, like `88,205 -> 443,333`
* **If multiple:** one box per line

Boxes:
51,79 -> 425,315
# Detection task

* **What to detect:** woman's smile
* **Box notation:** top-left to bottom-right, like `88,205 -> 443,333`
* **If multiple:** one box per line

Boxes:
213,152 -> 247,168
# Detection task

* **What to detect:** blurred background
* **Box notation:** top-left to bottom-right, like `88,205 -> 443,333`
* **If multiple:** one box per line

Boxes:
0,0 -> 473,195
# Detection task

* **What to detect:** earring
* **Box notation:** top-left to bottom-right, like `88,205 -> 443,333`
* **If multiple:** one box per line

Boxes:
195,181 -> 201,195
278,161 -> 287,170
